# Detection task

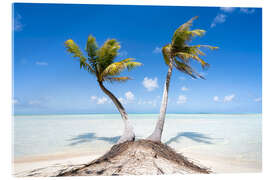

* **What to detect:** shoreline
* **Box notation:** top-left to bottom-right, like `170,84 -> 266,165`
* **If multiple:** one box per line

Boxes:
13,146 -> 261,176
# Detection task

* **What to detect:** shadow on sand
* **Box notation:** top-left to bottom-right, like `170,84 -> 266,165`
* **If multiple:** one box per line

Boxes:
165,132 -> 213,145
68,131 -> 214,146
68,132 -> 120,146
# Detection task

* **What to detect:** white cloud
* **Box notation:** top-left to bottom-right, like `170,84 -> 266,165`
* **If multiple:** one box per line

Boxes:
138,96 -> 159,107
211,14 -> 227,28
97,97 -> 108,104
14,14 -> 23,31
177,95 -> 187,104
254,97 -> 262,102
153,47 -> 162,54
240,8 -> 255,14
224,94 -> 235,102
125,91 -> 135,101
141,100 -> 157,107
213,96 -> 219,102
181,86 -> 188,91
119,97 -> 127,105
91,96 -> 110,104
90,96 -> 97,101
36,61 -> 48,66
220,7 -> 236,13
142,77 -> 158,91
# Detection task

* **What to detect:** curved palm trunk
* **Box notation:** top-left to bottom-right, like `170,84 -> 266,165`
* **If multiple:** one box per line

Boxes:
98,81 -> 135,144
147,58 -> 173,142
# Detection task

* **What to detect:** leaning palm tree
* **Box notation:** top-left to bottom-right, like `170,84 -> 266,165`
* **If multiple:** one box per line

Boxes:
147,16 -> 218,142
64,35 -> 142,143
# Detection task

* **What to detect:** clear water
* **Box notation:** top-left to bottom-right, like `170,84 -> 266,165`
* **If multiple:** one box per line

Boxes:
13,113 -> 261,165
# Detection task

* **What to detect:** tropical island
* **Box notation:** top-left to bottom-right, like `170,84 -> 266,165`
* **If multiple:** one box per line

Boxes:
13,4 -> 262,177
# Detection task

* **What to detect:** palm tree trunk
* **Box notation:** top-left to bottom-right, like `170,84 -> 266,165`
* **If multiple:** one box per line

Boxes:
98,81 -> 135,144
147,58 -> 173,142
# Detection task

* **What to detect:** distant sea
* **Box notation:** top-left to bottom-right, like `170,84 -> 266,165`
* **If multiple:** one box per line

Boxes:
13,113 -> 261,167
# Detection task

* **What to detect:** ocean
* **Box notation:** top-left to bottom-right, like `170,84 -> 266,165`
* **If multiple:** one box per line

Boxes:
13,113 -> 261,170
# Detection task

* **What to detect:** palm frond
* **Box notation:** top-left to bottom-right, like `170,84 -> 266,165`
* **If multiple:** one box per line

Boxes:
64,39 -> 95,73
101,58 -> 142,78
176,52 -> 209,68
174,59 -> 205,79
191,44 -> 219,50
171,16 -> 198,48
65,39 -> 86,61
162,44 -> 172,65
176,16 -> 198,32
86,35 -> 98,60
189,29 -> 206,37
104,76 -> 132,83
97,39 -> 120,67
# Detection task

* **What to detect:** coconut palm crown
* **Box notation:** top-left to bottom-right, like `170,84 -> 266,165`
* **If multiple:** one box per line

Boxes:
64,35 -> 142,143
147,16 -> 218,142
162,16 -> 218,79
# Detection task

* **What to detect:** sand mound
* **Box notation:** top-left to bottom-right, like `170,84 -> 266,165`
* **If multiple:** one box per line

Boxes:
56,139 -> 211,176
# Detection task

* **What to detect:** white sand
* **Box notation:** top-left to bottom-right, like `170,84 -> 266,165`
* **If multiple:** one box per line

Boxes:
13,147 -> 261,176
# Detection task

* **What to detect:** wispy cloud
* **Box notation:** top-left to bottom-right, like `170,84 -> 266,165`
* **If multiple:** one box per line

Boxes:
211,14 -> 227,28
28,100 -> 42,105
254,97 -> 262,102
97,97 -> 108,104
177,95 -> 187,104
179,77 -> 186,80
36,61 -> 48,66
213,94 -> 235,102
119,97 -> 127,105
125,91 -> 135,101
153,47 -> 162,54
90,96 -> 109,104
213,96 -> 219,102
220,7 -> 236,13
224,94 -> 235,102
142,77 -> 158,91
14,14 -> 23,32
240,8 -> 255,14
138,96 -> 160,107
90,96 -> 97,101
181,86 -> 188,91
118,91 -> 135,105
138,100 -> 157,107
211,7 -> 255,28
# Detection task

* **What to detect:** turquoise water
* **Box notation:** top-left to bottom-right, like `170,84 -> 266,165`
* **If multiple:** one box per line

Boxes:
13,113 -> 261,165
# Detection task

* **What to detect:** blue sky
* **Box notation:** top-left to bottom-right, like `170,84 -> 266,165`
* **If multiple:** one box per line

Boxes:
13,3 -> 262,114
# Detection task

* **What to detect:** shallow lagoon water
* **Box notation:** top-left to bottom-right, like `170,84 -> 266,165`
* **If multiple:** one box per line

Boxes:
13,113 -> 261,169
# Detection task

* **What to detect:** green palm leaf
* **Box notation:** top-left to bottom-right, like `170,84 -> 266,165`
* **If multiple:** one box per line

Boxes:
162,44 -> 172,65
101,58 -> 142,78
174,59 -> 205,79
86,35 -> 98,60
104,76 -> 132,82
64,39 -> 95,73
176,52 -> 209,68
65,35 -> 141,83
96,39 -> 120,70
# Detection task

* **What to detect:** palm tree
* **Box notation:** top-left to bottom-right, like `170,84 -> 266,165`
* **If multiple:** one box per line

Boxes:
64,35 -> 142,143
147,16 -> 218,142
